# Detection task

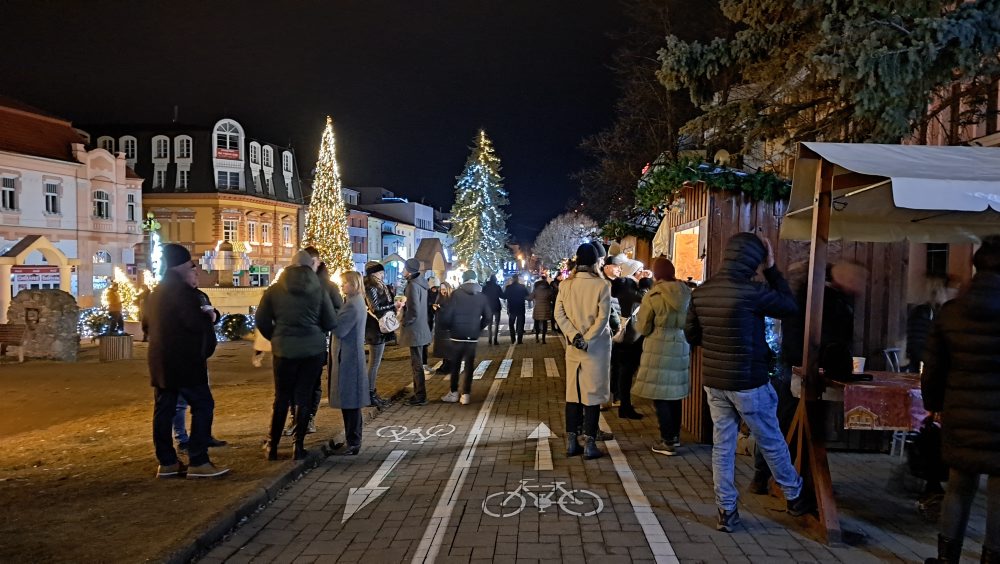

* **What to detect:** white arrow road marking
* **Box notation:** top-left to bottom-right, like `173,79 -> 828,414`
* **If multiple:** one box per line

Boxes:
342,449 -> 407,523
520,358 -> 533,378
472,360 -> 491,380
545,357 -> 559,378
496,359 -> 512,379
527,422 -> 555,471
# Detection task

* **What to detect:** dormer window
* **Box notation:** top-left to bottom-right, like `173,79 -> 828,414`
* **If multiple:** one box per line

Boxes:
98,136 -> 115,153
262,146 -> 273,168
215,121 -> 242,158
153,136 -> 169,160
175,136 -> 192,159
120,137 -> 137,161
249,142 -> 260,165
282,151 -> 293,173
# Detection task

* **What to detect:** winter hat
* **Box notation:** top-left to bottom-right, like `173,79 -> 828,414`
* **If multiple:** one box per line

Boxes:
620,259 -> 643,278
462,270 -> 478,282
575,243 -> 598,267
974,234 -> 1000,273
404,258 -> 421,275
293,250 -> 313,267
163,244 -> 192,270
590,241 -> 607,259
428,276 -> 441,288
652,257 -> 676,281
610,253 -> 629,266
365,261 -> 385,275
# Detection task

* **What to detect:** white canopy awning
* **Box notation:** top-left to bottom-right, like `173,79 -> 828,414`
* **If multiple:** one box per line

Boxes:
782,142 -> 1000,243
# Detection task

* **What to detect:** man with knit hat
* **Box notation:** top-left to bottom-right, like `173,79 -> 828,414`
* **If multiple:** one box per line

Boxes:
437,269 -> 493,405
145,244 -> 229,479
611,257 -> 648,419
398,258 -> 432,405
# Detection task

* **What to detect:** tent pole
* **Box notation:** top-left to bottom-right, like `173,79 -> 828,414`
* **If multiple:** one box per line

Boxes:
796,158 -> 841,544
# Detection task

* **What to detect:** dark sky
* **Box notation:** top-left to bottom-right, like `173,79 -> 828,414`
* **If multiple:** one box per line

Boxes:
1,1 -> 626,243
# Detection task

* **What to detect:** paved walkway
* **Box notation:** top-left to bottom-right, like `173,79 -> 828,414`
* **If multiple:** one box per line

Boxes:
200,327 -> 988,563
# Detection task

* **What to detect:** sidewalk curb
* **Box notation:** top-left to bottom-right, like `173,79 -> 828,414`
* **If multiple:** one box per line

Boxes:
163,385 -> 412,564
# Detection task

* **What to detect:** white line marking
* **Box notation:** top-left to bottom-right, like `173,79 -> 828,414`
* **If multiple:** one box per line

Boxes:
496,359 -> 512,379
411,378 -> 505,562
527,423 -> 555,471
520,358 -> 533,378
545,357 -> 559,378
599,415 -> 678,564
430,360 -> 442,372
472,360 -> 491,380
342,450 -> 407,523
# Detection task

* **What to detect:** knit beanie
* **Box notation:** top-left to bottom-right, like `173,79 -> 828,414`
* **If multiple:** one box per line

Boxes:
404,258 -> 421,275
163,244 -> 192,270
620,259 -> 643,278
293,250 -> 313,267
462,270 -> 478,282
575,243 -> 598,267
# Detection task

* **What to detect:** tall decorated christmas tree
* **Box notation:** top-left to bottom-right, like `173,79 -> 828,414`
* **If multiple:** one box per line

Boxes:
449,129 -> 512,278
303,116 -> 353,273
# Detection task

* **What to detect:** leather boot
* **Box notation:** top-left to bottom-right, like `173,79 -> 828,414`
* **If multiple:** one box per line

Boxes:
566,432 -> 583,457
293,441 -> 308,461
925,534 -> 962,564
981,545 -> 998,564
583,436 -> 604,460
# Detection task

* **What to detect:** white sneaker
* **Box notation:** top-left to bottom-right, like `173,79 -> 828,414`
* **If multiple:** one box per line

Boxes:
441,391 -> 459,403
460,394 -> 471,405
423,365 -> 434,376
251,354 -> 263,368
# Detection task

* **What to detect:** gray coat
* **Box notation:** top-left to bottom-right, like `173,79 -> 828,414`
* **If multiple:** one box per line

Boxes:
328,293 -> 371,410
398,275 -> 432,347
633,280 -> 692,401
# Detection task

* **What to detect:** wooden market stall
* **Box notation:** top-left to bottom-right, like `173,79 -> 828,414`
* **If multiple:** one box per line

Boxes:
781,142 -> 1000,543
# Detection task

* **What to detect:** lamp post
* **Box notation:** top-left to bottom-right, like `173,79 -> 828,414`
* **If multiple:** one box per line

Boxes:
140,212 -> 162,284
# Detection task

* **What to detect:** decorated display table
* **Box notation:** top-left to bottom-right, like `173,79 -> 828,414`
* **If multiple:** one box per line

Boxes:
792,368 -> 925,432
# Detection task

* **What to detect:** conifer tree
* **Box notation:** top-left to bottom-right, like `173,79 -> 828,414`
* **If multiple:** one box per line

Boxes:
449,130 -> 512,277
303,116 -> 354,273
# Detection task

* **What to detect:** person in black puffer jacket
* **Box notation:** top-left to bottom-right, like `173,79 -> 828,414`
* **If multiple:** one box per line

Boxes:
922,235 -> 1000,564
686,232 -> 808,533
437,270 -> 493,404
482,275 -> 504,345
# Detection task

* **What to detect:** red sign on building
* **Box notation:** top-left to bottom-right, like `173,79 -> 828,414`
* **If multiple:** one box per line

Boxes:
216,148 -> 240,160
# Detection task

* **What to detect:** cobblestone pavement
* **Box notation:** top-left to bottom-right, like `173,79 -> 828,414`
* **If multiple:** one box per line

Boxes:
201,325 -> 988,564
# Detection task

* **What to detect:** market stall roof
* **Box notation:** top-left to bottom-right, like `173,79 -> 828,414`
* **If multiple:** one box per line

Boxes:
782,142 -> 1000,243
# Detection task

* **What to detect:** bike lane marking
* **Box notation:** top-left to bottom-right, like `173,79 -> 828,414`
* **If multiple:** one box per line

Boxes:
410,342 -> 514,563
600,414 -> 679,564
472,359 -> 491,380
545,357 -> 559,378
527,422 -> 554,471
520,357 -> 533,378
496,359 -> 512,379
342,449 -> 407,523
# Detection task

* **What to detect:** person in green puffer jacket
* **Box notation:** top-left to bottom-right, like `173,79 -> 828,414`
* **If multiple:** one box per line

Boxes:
633,257 -> 691,457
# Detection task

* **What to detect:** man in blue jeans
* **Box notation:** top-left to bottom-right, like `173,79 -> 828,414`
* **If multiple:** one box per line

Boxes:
686,232 -> 812,532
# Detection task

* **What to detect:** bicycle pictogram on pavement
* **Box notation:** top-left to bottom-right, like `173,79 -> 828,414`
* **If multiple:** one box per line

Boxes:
482,479 -> 604,518
375,424 -> 456,444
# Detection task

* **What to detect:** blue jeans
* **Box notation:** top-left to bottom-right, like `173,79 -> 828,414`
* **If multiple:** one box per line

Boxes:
705,383 -> 803,511
173,396 -> 189,443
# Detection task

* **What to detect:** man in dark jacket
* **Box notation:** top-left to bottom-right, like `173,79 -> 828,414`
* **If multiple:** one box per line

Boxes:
398,258 -> 432,405
482,275 -> 503,345
922,235 -> 1000,564
503,275 -> 530,344
145,244 -> 228,479
685,232 -> 807,532
438,270 -> 493,405
256,250 -> 337,460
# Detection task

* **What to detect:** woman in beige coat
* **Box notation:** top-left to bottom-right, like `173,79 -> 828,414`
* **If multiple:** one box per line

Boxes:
633,257 -> 691,456
554,243 -> 612,460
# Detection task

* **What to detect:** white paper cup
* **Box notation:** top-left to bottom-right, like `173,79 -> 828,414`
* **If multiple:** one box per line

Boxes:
852,356 -> 866,374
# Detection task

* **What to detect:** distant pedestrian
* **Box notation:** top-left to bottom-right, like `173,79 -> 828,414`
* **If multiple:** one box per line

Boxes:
135,284 -> 151,341
363,261 -> 396,408
529,279 -> 555,344
438,271 -> 492,405
328,271 -> 370,456
482,275 -> 504,345
144,244 -> 228,479
554,243 -> 612,460
107,282 -> 124,335
431,282 -> 454,375
256,250 -> 337,461
922,235 -> 1000,564
633,258 -> 691,456
686,232 -> 809,532
503,275 -> 530,344
425,277 -> 441,366
398,258 -> 432,406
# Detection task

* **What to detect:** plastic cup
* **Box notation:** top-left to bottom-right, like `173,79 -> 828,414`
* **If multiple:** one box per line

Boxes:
852,356 -> 866,374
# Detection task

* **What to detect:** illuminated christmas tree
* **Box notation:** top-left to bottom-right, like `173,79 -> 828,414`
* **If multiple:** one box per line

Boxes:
303,116 -> 353,272
101,266 -> 139,320
449,129 -> 512,277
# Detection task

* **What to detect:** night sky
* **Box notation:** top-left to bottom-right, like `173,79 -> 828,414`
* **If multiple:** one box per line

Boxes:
1,1 -> 627,243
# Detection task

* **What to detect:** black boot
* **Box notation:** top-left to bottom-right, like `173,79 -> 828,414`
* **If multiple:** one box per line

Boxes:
293,441 -> 308,461
924,534 -> 962,564
982,545 -> 999,564
566,432 -> 583,456
583,436 -> 604,460
263,439 -> 278,461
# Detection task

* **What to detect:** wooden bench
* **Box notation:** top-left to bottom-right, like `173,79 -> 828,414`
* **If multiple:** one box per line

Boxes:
0,324 -> 27,363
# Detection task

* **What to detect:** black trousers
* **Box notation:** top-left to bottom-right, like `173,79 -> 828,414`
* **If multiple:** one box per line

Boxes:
449,340 -> 477,393
488,310 -> 501,342
612,342 -> 642,409
653,399 -> 683,442
533,320 -> 549,340
270,355 -> 325,446
565,403 -> 600,437
508,309 -> 525,342
409,347 -> 426,399
154,383 -> 214,466
342,408 -> 362,447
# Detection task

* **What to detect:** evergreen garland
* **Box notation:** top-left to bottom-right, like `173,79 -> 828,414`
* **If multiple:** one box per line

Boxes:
635,158 -> 790,211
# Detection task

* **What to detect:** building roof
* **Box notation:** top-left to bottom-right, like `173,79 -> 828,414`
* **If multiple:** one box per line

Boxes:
0,96 -> 83,162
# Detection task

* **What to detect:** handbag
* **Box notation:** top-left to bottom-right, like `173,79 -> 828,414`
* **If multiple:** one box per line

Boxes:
364,286 -> 400,334
612,305 -> 640,344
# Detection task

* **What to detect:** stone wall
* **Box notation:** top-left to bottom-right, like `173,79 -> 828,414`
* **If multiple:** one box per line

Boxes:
7,290 -> 80,361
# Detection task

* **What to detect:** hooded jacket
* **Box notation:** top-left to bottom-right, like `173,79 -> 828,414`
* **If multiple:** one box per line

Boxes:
922,271 -> 1000,474
438,281 -> 492,341
685,233 -> 798,390
255,265 -> 337,359
633,280 -> 692,400
530,280 -> 555,321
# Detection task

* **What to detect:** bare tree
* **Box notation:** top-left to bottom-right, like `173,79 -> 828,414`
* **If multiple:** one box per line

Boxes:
532,213 -> 598,268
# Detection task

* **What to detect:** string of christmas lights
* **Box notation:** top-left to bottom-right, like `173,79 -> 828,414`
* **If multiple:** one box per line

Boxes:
303,116 -> 354,273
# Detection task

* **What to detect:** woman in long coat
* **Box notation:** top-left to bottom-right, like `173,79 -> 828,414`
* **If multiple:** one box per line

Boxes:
554,243 -> 612,460
431,282 -> 453,374
530,279 -> 555,343
328,271 -> 370,455
633,257 -> 691,456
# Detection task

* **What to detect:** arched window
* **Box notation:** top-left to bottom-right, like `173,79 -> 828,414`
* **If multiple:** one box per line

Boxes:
97,136 -> 115,153
282,151 -> 293,173
249,142 -> 261,165
93,250 -> 112,263
120,136 -> 137,160
175,135 -> 192,159
93,190 -> 110,219
214,120 -> 242,158
262,146 -> 273,168
152,136 -> 170,160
